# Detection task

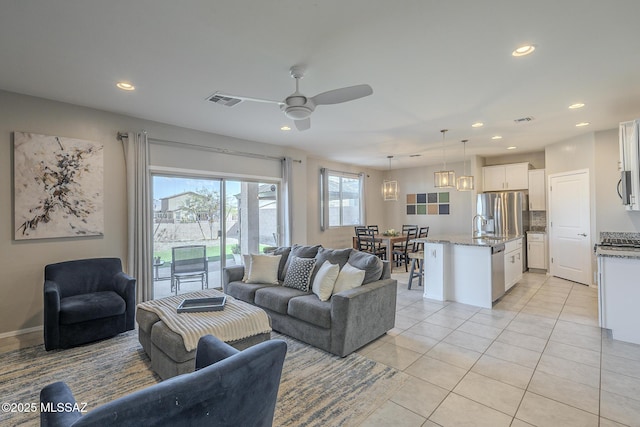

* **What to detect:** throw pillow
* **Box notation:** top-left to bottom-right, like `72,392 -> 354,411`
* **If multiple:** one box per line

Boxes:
263,246 -> 292,282
312,260 -> 340,301
310,247 -> 352,284
283,256 -> 316,292
283,244 -> 322,274
348,250 -> 383,284
241,254 -> 252,282
246,254 -> 281,284
332,263 -> 365,295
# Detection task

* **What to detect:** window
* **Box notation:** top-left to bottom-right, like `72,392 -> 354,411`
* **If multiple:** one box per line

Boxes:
151,174 -> 280,298
320,169 -> 364,230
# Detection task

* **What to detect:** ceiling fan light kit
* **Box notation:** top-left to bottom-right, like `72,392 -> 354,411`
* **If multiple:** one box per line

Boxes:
211,65 -> 373,131
434,129 -> 456,188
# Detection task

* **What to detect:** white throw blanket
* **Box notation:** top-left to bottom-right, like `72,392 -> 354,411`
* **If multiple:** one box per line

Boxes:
137,289 -> 271,352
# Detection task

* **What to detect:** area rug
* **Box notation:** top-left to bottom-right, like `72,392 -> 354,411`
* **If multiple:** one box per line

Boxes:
0,331 -> 407,426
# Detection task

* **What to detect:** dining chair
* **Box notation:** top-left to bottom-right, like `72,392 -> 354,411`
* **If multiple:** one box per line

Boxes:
357,228 -> 386,260
367,225 -> 379,234
393,224 -> 418,251
171,245 -> 208,295
413,226 -> 430,252
393,227 -> 418,271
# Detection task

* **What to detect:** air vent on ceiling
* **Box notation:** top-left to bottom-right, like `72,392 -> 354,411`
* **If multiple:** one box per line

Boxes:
514,116 -> 535,123
207,92 -> 242,107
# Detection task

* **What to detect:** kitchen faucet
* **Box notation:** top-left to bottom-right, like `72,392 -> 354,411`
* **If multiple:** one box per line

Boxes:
472,214 -> 488,236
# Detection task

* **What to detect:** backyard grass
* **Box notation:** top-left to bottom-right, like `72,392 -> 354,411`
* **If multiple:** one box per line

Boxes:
153,244 -> 269,263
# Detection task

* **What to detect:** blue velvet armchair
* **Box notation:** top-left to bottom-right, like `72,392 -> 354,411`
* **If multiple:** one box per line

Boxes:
44,258 -> 136,351
40,335 -> 288,427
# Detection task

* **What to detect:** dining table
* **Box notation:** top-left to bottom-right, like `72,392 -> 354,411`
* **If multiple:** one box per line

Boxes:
352,234 -> 408,272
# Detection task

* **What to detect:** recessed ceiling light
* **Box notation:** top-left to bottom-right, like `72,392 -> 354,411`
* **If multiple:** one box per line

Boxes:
507,146 -> 517,150
575,122 -> 591,127
280,126 -> 291,131
512,45 -> 536,57
491,135 -> 503,140
569,103 -> 585,109
116,81 -> 135,91
472,122 -> 484,128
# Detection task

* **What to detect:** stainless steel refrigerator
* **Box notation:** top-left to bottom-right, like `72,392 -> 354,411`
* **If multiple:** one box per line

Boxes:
475,191 -> 529,271
475,191 -> 527,236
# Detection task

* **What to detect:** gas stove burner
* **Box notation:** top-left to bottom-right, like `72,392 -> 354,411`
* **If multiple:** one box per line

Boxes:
600,237 -> 640,249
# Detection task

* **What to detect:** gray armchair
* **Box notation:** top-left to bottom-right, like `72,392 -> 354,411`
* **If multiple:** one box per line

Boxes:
43,258 -> 135,351
40,335 -> 288,427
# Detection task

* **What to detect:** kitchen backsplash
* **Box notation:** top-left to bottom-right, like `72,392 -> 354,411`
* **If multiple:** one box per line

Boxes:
530,211 -> 547,230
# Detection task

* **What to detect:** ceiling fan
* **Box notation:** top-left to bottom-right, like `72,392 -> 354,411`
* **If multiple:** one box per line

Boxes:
209,66 -> 373,131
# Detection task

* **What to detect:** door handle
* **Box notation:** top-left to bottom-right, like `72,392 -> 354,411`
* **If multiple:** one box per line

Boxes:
578,233 -> 587,237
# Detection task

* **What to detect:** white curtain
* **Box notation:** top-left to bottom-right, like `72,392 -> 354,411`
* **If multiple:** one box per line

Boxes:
123,131 -> 152,303
281,157 -> 294,246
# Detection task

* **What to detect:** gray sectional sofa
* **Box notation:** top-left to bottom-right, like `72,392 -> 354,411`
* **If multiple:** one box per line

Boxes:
222,245 -> 397,357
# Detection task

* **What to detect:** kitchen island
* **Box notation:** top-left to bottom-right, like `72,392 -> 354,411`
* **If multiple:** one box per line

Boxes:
413,234 -> 524,308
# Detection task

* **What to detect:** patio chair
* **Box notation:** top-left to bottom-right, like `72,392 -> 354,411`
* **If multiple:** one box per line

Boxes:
171,245 -> 208,294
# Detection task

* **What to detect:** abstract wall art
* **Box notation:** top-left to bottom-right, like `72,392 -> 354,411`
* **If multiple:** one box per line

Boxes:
13,132 -> 104,240
406,192 -> 450,215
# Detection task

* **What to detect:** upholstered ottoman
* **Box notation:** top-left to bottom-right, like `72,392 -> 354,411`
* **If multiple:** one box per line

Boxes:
137,289 -> 272,379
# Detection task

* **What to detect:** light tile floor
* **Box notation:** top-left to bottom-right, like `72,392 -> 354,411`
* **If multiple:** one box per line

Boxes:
357,271 -> 640,427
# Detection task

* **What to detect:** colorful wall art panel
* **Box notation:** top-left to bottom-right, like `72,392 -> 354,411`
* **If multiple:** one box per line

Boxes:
406,192 -> 450,215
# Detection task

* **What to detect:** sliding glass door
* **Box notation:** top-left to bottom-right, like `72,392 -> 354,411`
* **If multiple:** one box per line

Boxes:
152,175 -> 279,298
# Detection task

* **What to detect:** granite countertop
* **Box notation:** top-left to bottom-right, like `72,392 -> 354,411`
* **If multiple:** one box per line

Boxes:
595,231 -> 640,259
595,246 -> 640,260
413,234 -> 523,248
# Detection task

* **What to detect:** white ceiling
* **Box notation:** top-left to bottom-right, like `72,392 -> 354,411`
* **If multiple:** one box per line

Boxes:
2,1 -> 640,170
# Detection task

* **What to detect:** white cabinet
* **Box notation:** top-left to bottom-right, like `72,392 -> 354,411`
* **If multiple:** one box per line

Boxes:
598,254 -> 640,344
528,169 -> 546,210
504,238 -> 523,291
482,163 -> 530,191
527,232 -> 547,270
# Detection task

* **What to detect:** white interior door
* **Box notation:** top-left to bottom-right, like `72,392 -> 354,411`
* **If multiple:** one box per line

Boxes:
548,169 -> 592,285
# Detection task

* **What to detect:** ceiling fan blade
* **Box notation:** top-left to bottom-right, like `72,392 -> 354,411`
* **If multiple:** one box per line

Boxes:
295,118 -> 311,131
311,84 -> 373,105
212,91 -> 283,105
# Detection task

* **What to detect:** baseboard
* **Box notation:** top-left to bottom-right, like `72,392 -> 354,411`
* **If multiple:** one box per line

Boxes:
0,325 -> 43,340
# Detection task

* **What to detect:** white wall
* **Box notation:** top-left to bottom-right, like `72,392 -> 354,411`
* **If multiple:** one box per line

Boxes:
0,90 -> 309,336
594,129 -> 640,234
382,161 -> 476,237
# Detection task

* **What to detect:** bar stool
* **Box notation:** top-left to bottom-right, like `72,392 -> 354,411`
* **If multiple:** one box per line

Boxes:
407,251 -> 424,290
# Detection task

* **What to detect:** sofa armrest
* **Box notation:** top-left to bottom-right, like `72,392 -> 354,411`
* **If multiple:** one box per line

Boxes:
114,271 -> 136,330
44,280 -> 61,351
195,335 -> 240,370
330,278 -> 397,357
222,265 -> 245,293
40,381 -> 83,426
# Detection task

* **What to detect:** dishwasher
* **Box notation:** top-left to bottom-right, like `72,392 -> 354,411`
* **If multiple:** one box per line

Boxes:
491,244 -> 506,301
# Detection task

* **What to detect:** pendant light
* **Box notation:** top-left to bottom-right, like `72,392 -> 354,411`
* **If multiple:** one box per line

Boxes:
382,155 -> 399,201
434,129 -> 456,188
457,139 -> 475,191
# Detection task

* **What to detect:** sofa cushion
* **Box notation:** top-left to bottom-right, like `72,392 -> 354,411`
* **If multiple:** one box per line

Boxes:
246,254 -> 281,284
263,246 -> 292,282
59,291 -> 125,325
332,263 -> 365,294
226,281 -> 279,304
254,286 -> 307,314
283,244 -> 321,274
347,250 -> 384,284
283,256 -> 316,292
312,261 -> 340,301
310,247 -> 352,284
287,295 -> 332,329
